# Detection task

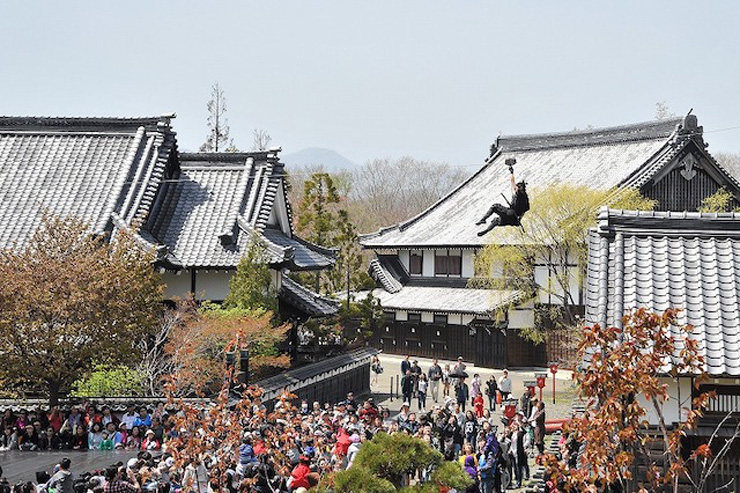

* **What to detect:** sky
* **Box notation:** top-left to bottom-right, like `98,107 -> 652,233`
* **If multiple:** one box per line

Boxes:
2,1 -> 740,168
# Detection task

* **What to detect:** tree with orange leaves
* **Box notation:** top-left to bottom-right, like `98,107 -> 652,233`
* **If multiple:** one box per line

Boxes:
543,308 -> 740,493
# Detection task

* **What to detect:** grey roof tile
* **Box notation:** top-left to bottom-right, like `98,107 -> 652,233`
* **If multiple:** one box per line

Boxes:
354,286 -> 523,315
0,116 -> 176,250
585,208 -> 740,376
278,276 -> 339,317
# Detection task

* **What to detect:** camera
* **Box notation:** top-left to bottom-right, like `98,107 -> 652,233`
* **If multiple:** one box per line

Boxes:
505,158 -> 517,166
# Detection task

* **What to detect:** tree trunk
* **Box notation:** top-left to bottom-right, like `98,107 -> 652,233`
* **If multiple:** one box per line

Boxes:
48,381 -> 61,407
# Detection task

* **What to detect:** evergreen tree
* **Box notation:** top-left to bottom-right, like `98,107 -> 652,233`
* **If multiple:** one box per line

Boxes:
224,234 -> 278,314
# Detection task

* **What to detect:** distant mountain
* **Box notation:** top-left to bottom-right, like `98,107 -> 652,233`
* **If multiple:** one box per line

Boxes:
281,147 -> 360,172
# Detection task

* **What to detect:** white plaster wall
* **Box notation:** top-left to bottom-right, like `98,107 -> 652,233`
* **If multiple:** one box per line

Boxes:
194,271 -> 234,302
399,250 -> 410,272
422,251 -> 435,277
162,271 -> 192,299
508,308 -> 534,329
462,314 -> 475,325
535,266 -> 550,303
449,313 -> 463,325
396,310 -> 409,321
639,377 -> 693,426
421,312 -> 433,323
462,251 -> 475,278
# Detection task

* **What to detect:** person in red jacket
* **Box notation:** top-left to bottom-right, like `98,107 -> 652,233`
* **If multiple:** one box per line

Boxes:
290,456 -> 311,491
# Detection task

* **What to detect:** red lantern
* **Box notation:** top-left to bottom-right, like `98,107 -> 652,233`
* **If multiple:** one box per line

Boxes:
535,373 -> 547,400
503,399 -> 517,419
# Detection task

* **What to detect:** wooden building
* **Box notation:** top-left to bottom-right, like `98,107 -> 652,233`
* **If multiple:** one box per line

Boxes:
359,113 -> 740,367
0,115 -> 337,321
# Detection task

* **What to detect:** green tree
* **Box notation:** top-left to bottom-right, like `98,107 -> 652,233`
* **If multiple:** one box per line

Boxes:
472,185 -> 656,339
200,82 -> 235,152
0,215 -> 163,404
224,234 -> 278,314
698,186 -> 738,213
295,172 -> 370,295
316,432 -> 472,492
71,363 -> 144,397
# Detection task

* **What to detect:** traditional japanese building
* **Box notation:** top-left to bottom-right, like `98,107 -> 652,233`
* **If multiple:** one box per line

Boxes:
359,113 -> 740,367
585,208 -> 740,479
0,115 -> 337,321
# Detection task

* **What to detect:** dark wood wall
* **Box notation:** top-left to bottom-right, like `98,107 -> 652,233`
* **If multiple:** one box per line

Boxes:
372,320 -> 509,368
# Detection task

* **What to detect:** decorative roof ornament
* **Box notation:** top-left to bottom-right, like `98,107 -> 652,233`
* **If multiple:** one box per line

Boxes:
679,153 -> 698,181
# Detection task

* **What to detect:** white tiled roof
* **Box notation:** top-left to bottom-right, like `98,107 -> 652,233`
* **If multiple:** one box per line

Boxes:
356,286 -> 522,315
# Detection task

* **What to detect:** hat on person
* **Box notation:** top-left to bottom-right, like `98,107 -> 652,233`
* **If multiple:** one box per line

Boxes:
127,458 -> 139,469
145,429 -> 155,436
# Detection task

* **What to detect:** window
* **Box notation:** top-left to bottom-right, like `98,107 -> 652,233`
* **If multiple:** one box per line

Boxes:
433,314 -> 447,325
409,251 -> 423,275
435,250 -> 462,277
384,311 -> 396,323
408,312 -> 422,322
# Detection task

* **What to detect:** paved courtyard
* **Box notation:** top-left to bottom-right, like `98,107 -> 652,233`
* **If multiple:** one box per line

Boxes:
369,353 -> 577,420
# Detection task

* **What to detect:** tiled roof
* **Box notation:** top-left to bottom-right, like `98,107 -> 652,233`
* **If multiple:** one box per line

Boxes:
368,255 -> 409,294
361,116 -> 707,249
262,227 -> 336,271
279,276 -> 339,317
585,208 -> 740,376
355,286 -> 522,315
0,115 -> 177,250
258,348 -> 376,401
148,153 -> 335,269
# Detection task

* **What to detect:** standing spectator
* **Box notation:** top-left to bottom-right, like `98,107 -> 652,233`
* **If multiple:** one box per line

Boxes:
477,438 -> 496,493
456,377 -> 470,413
401,355 -> 411,377
462,454 -> 479,493
473,394 -> 485,418
511,423 -> 530,488
401,370 -> 414,406
499,369 -> 512,400
533,401 -> 546,456
485,374 -> 498,412
453,357 -> 467,386
417,373 -> 428,411
427,358 -> 442,403
47,457 -> 73,493
410,360 -> 422,397
519,389 -> 532,419
370,355 -> 383,385
120,405 -> 138,430
442,364 -> 452,398
471,373 -> 482,406
47,408 -> 63,433
463,410 -> 477,445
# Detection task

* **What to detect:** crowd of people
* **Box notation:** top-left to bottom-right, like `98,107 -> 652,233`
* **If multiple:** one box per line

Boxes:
0,357 -> 562,493
0,404 -> 171,452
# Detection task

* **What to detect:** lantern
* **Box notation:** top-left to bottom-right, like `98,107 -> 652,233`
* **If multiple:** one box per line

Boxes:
535,373 -> 547,400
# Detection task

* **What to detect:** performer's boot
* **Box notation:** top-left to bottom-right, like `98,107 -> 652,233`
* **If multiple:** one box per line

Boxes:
477,216 -> 500,236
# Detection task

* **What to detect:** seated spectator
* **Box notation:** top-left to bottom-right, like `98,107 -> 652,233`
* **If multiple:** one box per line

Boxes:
142,429 -> 160,451
126,427 -> 142,450
120,405 -> 138,430
18,424 -> 38,451
133,408 -> 151,429
72,425 -> 88,451
98,431 -> 114,450
38,427 -> 63,450
88,422 -> 104,450
100,407 -> 118,428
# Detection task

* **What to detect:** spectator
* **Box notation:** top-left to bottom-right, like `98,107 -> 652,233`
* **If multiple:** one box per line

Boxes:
47,457 -> 73,493
103,465 -> 139,493
142,429 -> 160,451
400,355 -> 411,377
401,370 -> 414,406
88,422 -> 104,450
417,373 -> 428,411
485,374 -> 498,412
499,369 -> 512,400
126,426 -> 142,450
471,373 -> 482,406
456,377 -> 470,412
427,358 -> 442,403
370,355 -> 383,385
133,408 -> 151,429
71,426 -> 88,451
120,406 -> 138,430
442,364 -> 452,398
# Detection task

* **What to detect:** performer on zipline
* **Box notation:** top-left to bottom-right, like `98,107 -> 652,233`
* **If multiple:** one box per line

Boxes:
476,158 -> 529,236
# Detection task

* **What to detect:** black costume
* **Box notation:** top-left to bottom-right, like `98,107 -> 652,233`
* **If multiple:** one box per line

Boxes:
476,180 -> 529,235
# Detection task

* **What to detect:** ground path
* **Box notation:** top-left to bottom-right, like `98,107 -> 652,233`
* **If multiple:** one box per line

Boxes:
0,450 -> 137,485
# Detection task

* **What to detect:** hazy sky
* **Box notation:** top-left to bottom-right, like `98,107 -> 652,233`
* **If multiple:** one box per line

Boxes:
2,1 -> 739,168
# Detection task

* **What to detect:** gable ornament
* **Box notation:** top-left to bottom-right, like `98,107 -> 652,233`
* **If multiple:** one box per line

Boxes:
679,153 -> 698,181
